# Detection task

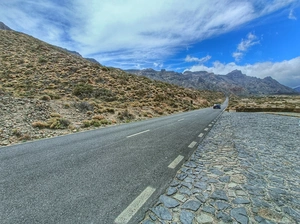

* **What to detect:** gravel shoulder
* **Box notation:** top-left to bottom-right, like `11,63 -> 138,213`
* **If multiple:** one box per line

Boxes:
142,112 -> 300,224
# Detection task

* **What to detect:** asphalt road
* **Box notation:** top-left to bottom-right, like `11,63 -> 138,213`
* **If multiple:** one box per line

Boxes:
0,100 -> 227,224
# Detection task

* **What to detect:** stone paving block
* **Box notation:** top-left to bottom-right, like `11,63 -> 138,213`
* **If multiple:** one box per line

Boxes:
141,113 -> 300,224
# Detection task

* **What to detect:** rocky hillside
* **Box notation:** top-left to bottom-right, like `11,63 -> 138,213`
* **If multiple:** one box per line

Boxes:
127,69 -> 297,96
0,22 -> 11,30
0,27 -> 224,146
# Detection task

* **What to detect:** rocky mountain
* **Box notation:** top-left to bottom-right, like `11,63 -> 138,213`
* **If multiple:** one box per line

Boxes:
0,28 -> 224,146
293,86 -> 300,93
0,22 -> 11,30
127,69 -> 297,96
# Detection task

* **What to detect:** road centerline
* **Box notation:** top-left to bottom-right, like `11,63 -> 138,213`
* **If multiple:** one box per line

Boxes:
115,186 -> 156,224
126,130 -> 150,138
168,155 -> 184,169
188,141 -> 197,148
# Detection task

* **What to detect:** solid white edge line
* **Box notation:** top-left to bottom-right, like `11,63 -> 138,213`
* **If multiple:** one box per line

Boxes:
168,155 -> 184,169
115,186 -> 156,224
198,133 -> 204,138
126,130 -> 150,138
188,141 -> 197,148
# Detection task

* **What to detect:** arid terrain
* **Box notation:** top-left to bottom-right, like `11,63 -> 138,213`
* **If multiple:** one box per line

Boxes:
227,95 -> 300,113
0,30 -> 224,146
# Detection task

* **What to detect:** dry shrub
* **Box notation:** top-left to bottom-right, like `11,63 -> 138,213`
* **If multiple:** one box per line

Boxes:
50,112 -> 61,117
92,115 -> 105,120
32,121 -> 49,129
19,134 -> 31,141
40,95 -> 51,101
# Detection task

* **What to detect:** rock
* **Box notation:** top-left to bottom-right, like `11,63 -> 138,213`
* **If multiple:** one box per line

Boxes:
142,220 -> 155,224
230,207 -> 248,224
159,195 -> 180,208
202,205 -> 215,214
185,161 -> 197,168
208,168 -> 224,176
215,201 -> 230,210
184,177 -> 194,183
151,206 -> 172,221
182,200 -> 201,211
182,182 -> 193,189
166,187 -> 177,196
179,186 -> 192,195
194,181 -> 207,190
173,193 -> 186,203
196,193 -> 209,203
219,175 -> 230,183
196,213 -> 214,223
177,173 -> 188,181
170,180 -> 180,187
216,211 -> 232,223
210,189 -> 229,201
232,197 -> 251,204
180,210 -> 194,224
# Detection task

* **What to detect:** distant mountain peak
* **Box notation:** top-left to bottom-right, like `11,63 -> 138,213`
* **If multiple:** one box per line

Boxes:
0,22 -> 12,30
127,68 -> 297,96
226,70 -> 246,79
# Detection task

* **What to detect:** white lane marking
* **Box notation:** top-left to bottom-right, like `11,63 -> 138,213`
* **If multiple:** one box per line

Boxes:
115,186 -> 156,224
188,141 -> 197,148
126,130 -> 150,138
198,133 -> 204,138
204,128 -> 209,131
178,118 -> 184,122
168,155 -> 184,169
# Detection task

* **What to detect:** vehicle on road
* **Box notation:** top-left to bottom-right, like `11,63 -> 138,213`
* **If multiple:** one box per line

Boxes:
213,104 -> 221,109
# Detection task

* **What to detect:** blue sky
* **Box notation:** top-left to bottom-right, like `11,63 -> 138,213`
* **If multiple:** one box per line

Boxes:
1,0 -> 299,87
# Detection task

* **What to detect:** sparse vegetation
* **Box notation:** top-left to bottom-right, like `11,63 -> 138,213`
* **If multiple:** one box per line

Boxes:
228,95 -> 300,112
0,29 -> 225,146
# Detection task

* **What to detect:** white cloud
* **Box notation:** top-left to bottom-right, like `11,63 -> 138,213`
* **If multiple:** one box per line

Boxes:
0,0 -> 298,68
153,62 -> 163,68
289,9 -> 297,20
185,56 -> 300,87
233,32 -> 260,61
185,55 -> 211,64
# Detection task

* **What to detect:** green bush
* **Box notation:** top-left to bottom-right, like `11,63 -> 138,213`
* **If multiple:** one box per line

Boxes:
73,84 -> 93,99
48,118 -> 71,129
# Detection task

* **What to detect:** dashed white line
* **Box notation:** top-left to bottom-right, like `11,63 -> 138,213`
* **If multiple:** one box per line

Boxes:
198,133 -> 204,138
168,155 -> 184,169
178,119 -> 184,122
188,141 -> 197,148
126,130 -> 150,138
115,186 -> 156,224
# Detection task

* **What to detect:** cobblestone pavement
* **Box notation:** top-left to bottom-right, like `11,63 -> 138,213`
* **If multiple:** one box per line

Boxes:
141,112 -> 300,224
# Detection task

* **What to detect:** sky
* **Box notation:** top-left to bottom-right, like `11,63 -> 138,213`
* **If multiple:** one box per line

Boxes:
0,0 -> 300,88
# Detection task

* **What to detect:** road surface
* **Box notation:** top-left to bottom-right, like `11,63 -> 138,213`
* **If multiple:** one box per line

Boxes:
0,101 -> 227,224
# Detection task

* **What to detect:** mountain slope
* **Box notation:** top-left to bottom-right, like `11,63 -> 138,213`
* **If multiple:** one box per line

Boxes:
127,69 -> 297,96
0,28 -> 224,146
0,22 -> 11,30
293,86 -> 300,93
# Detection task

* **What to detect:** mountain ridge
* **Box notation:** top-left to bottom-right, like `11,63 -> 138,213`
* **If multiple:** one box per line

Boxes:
0,22 -> 11,30
127,69 -> 297,96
